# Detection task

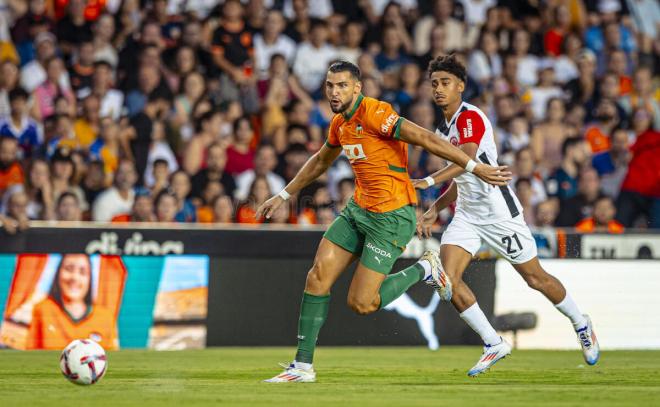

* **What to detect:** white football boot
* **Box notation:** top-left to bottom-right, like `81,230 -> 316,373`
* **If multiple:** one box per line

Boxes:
264,362 -> 316,383
421,250 -> 453,301
575,315 -> 600,366
467,337 -> 512,377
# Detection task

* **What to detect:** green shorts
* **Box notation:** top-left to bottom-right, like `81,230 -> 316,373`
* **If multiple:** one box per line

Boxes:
324,199 -> 416,274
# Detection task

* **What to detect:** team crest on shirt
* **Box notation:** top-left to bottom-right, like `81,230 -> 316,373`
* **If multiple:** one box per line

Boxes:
355,124 -> 363,138
89,332 -> 102,342
343,144 -> 367,162
450,136 -> 459,146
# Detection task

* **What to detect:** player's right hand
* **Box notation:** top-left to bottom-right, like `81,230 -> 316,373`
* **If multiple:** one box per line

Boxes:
473,163 -> 511,186
255,195 -> 285,220
412,179 -> 431,190
416,209 -> 438,239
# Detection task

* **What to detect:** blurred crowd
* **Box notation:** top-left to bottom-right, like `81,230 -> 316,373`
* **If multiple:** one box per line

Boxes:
0,0 -> 658,234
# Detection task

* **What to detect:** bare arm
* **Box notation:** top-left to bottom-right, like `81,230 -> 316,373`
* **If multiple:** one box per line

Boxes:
398,119 -> 511,186
256,144 -> 342,219
417,181 -> 458,239
413,142 -> 479,188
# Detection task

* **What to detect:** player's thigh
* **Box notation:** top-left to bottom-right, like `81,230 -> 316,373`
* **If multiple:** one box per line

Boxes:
306,237 -> 358,294
440,217 -> 481,279
356,204 -> 417,275
478,216 -> 537,264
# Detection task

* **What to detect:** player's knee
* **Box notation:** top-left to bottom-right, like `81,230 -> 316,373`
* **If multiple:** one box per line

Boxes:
305,261 -> 329,294
347,295 -> 377,315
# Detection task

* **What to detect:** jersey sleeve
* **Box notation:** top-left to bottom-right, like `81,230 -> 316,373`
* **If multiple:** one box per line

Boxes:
325,117 -> 341,148
455,110 -> 486,145
363,100 -> 403,139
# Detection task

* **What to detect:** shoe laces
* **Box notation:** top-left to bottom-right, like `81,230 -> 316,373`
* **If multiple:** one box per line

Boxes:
578,330 -> 592,348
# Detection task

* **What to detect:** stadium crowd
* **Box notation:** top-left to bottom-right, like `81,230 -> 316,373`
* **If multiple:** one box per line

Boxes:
0,0 -> 657,234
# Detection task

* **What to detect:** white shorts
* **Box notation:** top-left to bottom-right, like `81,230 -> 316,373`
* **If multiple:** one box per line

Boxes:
441,215 -> 538,264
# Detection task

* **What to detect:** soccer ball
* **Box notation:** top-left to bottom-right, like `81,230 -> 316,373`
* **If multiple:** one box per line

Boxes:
60,339 -> 108,385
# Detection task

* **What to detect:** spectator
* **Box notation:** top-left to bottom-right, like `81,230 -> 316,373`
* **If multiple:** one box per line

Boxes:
414,0 -> 466,56
535,199 -> 559,228
225,116 -> 256,176
128,90 -> 169,182
112,190 -> 155,223
619,66 -> 660,130
211,0 -> 255,102
527,64 -> 563,121
154,189 -> 179,223
292,19 -> 337,94
236,175 -> 271,224
515,177 -> 535,226
191,143 -> 236,201
543,4 -> 571,57
592,127 -> 630,198
73,94 -> 101,150
556,167 -> 604,227
254,10 -> 296,78
1,188 -> 29,234
576,196 -> 624,233
547,138 -> 590,201
55,191 -> 82,222
90,61 -> 124,121
553,32 -> 582,85
530,98 -> 575,175
336,21 -> 365,65
172,72 -> 206,140
212,194 -> 234,223
81,160 -> 105,207
49,147 -> 87,212
0,61 -> 19,117
89,117 -> 122,184
92,159 -> 137,222
92,13 -> 118,68
20,32 -> 71,93
183,109 -> 222,175
513,147 -> 547,206
235,144 -> 285,201
23,158 -> 54,220
511,29 -> 539,87
616,112 -> 660,228
0,87 -> 42,158
56,0 -> 93,56
0,136 -> 24,197
69,41 -> 96,99
31,56 -> 76,121
468,30 -> 502,86
375,24 -> 411,74
584,98 -> 619,155
169,170 -> 196,223
564,49 -> 597,105
460,0 -> 496,26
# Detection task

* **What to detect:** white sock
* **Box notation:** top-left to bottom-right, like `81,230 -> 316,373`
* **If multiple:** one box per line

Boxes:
555,293 -> 587,329
293,360 -> 312,371
460,303 -> 501,346
418,259 -> 432,280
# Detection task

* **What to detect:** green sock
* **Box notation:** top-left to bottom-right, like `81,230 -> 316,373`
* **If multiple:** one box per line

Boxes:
294,292 -> 331,364
378,263 -> 425,309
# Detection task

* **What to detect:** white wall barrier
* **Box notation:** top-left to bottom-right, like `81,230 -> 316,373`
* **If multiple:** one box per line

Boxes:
494,259 -> 660,349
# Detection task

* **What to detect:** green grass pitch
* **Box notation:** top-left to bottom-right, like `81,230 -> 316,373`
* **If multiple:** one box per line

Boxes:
1,347 -> 659,406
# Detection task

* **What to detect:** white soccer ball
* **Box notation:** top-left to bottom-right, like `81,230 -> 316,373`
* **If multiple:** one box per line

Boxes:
60,339 -> 108,385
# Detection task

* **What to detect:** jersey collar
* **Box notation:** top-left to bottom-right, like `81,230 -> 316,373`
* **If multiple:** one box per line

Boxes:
342,93 -> 364,121
445,101 -> 466,129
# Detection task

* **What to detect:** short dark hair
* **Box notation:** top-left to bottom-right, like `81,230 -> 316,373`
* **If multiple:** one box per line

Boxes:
561,137 -> 582,156
8,87 -> 28,102
327,60 -> 361,81
57,191 -> 79,207
427,54 -> 467,83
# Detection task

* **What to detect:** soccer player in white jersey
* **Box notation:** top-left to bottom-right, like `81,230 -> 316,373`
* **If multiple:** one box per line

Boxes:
415,55 -> 600,377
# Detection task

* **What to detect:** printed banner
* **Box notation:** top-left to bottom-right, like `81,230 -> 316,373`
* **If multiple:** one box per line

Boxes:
0,254 -> 208,350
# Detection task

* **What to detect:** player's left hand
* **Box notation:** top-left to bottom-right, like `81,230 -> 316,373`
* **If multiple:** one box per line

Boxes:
412,179 -> 431,190
472,163 -> 512,186
255,195 -> 285,220
416,209 -> 438,239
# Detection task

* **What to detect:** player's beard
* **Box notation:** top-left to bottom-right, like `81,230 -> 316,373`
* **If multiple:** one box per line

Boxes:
331,98 -> 353,114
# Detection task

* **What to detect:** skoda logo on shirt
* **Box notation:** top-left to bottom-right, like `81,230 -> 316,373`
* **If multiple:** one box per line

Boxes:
343,144 -> 367,162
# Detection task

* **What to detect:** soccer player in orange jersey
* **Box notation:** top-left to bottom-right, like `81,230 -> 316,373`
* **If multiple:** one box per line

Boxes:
258,61 -> 510,382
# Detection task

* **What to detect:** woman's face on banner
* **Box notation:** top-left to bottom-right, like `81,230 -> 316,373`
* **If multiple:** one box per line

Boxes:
58,255 -> 91,303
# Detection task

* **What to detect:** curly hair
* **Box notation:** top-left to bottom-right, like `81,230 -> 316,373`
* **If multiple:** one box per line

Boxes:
427,54 -> 467,83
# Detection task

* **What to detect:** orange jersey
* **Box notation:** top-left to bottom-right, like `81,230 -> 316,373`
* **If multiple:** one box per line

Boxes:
326,95 -> 417,213
26,297 -> 118,350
